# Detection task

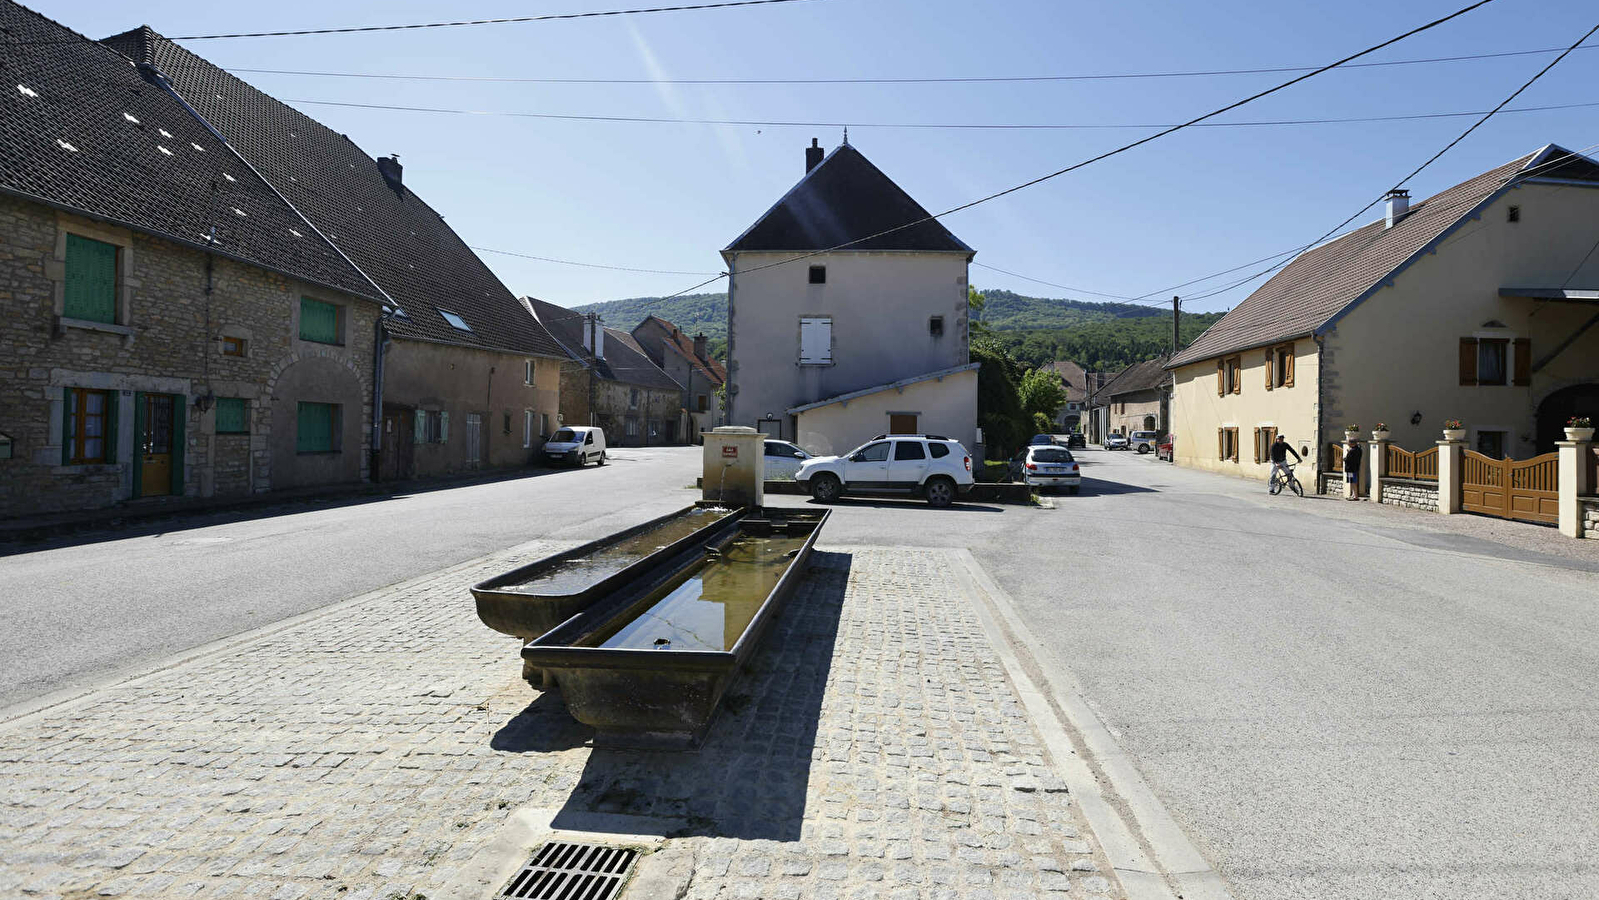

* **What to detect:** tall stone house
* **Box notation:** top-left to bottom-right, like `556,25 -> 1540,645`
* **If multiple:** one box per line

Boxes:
526,300 -> 685,446
102,25 -> 568,483
0,2 -> 390,518
724,139 -> 979,457
1044,360 -> 1090,432
630,315 -> 727,443
1096,357 -> 1171,438
1166,144 -> 1599,482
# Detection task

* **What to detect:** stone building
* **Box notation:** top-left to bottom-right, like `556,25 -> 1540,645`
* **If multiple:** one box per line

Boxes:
0,3 -> 385,518
630,315 -> 727,443
527,300 -> 686,446
1097,356 -> 1171,438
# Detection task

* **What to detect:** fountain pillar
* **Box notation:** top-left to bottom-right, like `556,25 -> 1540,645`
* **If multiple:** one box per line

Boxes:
703,426 -> 765,508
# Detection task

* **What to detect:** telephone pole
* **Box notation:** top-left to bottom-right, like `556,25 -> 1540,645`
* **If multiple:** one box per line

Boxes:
1172,295 -> 1181,352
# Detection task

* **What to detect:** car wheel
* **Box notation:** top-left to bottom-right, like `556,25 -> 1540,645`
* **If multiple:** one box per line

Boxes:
596,451 -> 607,466
1138,445 -> 1150,454
810,473 -> 841,503
924,476 -> 955,508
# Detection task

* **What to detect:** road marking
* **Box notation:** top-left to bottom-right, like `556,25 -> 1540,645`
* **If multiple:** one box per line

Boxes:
951,548 -> 1237,900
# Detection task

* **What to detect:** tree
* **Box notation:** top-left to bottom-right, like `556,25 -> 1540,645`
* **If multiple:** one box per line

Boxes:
968,286 -> 990,336
1017,367 -> 1067,424
971,336 -> 1028,457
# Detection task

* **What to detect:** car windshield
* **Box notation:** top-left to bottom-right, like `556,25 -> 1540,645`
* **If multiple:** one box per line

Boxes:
1032,449 -> 1074,463
550,429 -> 577,442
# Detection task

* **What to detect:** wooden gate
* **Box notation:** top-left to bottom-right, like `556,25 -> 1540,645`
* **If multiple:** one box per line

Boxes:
1461,450 -> 1558,524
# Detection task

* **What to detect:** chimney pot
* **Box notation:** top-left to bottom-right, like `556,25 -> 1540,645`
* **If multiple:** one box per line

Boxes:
377,154 -> 403,189
1383,189 -> 1410,228
805,138 -> 824,174
693,333 -> 708,360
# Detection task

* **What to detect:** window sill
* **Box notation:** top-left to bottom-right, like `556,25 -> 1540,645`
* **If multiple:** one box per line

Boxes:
798,361 -> 835,368
296,450 -> 342,456
59,316 -> 133,337
298,339 -> 346,347
52,463 -> 121,474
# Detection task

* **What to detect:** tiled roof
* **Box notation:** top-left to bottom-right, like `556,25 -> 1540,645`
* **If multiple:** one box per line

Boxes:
635,315 -> 727,386
725,143 -> 972,254
98,25 -> 564,359
527,299 -> 683,392
1168,145 -> 1599,368
0,3 -> 380,302
1045,360 -> 1087,402
1099,356 -> 1170,398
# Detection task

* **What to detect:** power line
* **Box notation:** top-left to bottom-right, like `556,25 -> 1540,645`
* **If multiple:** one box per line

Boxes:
171,0 -> 832,41
471,245 -> 719,276
282,96 -> 1599,131
970,264 -> 1140,301
219,43 -> 1599,84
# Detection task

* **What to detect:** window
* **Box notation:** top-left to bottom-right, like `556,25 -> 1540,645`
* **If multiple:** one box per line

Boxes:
221,336 -> 247,357
625,418 -> 638,437
1220,356 -> 1242,394
1267,343 -> 1294,389
808,265 -> 826,284
465,412 -> 482,463
1217,427 -> 1239,462
63,387 -> 114,464
799,317 -> 832,365
541,413 -> 551,437
299,297 -> 341,344
1476,430 -> 1507,459
296,402 -> 338,453
439,309 -> 472,332
523,411 -> 534,448
415,409 -> 449,444
524,360 -> 536,386
1507,205 -> 1521,223
889,413 -> 918,435
855,441 -> 891,462
215,397 -> 248,434
63,234 -> 118,323
929,442 -> 951,459
1253,426 -> 1277,463
929,316 -> 944,337
629,388 -> 640,409
697,394 -> 708,412
893,441 -> 927,460
1477,338 -> 1508,386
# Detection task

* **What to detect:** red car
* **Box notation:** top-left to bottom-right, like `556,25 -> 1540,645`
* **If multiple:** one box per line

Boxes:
1156,435 -> 1174,462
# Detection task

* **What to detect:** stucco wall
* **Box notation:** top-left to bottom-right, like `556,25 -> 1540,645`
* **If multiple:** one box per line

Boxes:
1171,339 -> 1322,482
793,368 -> 977,458
1324,180 -> 1599,459
727,250 -> 970,436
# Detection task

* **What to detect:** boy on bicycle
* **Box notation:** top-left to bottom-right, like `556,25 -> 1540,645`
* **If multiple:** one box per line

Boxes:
1269,434 -> 1301,487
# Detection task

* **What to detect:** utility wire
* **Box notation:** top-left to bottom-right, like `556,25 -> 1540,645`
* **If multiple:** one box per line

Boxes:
971,264 -> 1140,301
223,42 -> 1599,85
471,245 -> 719,276
172,0 -> 831,40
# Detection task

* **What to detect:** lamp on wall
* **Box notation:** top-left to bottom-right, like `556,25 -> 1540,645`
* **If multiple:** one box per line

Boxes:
193,394 -> 214,413
1410,411 -> 1423,426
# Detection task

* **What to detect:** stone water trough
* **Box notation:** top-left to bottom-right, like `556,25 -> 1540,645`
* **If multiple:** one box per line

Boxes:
519,506 -> 829,749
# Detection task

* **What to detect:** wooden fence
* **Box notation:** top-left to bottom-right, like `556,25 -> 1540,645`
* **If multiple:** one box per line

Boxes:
1462,450 -> 1559,524
1326,442 -> 1344,473
1384,444 -> 1438,481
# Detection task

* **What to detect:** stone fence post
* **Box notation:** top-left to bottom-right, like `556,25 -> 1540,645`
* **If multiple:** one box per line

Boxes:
1436,440 -> 1464,514
1557,439 -> 1594,538
1368,439 -> 1388,505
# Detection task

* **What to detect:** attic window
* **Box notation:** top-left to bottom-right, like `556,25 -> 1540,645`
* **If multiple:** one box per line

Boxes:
439,309 -> 472,332
808,265 -> 826,285
122,112 -> 140,124
17,84 -> 38,98
157,145 -> 173,156
56,139 -> 78,153
1507,205 -> 1521,223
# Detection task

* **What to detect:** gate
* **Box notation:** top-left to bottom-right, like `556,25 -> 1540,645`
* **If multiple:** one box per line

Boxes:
1461,450 -> 1558,524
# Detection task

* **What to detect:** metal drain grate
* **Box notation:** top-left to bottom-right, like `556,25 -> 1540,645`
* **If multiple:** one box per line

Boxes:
495,841 -> 638,900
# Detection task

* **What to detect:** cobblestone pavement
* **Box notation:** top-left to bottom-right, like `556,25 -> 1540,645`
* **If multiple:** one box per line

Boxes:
0,544 -> 1124,900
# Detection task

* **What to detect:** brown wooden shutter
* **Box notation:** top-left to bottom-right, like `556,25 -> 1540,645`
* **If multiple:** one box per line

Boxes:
1217,360 -> 1225,396
1283,347 -> 1295,387
1264,350 -> 1274,391
1218,428 -> 1224,458
1459,337 -> 1478,385
1513,337 -> 1531,386
1231,358 -> 1241,394
1253,427 -> 1261,462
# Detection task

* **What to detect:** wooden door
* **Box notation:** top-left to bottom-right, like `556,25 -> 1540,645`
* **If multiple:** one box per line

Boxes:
379,406 -> 414,481
889,414 -> 918,435
136,393 -> 176,497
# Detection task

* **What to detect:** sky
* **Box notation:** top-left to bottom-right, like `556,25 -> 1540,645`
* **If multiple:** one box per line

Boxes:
27,0 -> 1599,314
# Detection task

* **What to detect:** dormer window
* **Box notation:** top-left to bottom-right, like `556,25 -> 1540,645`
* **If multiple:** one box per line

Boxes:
439,309 -> 472,332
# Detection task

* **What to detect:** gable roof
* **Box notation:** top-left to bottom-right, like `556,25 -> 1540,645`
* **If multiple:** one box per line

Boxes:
725,143 -> 972,255
634,315 -> 727,387
1045,360 -> 1088,402
0,2 -> 380,302
97,25 -> 564,359
1168,145 -> 1599,369
526,299 -> 683,392
1099,356 -> 1170,398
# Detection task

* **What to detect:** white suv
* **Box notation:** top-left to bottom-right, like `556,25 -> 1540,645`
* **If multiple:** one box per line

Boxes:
795,435 -> 974,507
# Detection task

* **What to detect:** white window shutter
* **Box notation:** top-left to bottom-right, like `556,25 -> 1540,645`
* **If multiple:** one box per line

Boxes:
440,410 -> 450,443
414,411 -> 427,444
799,317 -> 832,364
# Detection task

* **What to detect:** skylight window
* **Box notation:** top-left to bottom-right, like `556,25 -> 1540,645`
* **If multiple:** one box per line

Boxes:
288,228 -> 303,238
438,309 -> 472,332
122,112 -> 140,124
17,84 -> 38,98
157,145 -> 173,156
191,142 -> 204,152
232,207 -> 247,217
158,128 -> 173,138
223,173 -> 236,182
56,139 -> 78,153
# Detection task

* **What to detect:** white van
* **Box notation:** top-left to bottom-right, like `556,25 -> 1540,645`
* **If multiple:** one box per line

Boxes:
543,425 -> 606,467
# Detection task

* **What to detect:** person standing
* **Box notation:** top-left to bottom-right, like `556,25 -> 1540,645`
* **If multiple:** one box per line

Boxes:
1344,437 -> 1363,500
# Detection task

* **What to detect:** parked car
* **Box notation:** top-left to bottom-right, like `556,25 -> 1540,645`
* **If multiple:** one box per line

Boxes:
796,435 -> 974,507
1105,434 -> 1129,451
1156,435 -> 1174,462
1129,430 -> 1161,454
1066,433 -> 1086,449
762,439 -> 812,481
1029,433 -> 1058,446
542,425 -> 606,467
1020,446 -> 1081,494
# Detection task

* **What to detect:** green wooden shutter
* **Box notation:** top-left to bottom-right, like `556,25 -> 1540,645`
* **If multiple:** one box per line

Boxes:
215,397 -> 247,433
132,393 -> 146,497
414,410 -> 427,444
104,392 -> 118,461
299,297 -> 340,343
64,235 -> 118,323
171,396 -> 185,496
61,388 -> 73,464
439,411 -> 450,443
297,402 -> 333,452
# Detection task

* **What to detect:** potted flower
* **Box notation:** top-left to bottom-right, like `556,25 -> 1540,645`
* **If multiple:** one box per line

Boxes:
1372,422 -> 1391,441
1567,416 -> 1595,442
1441,419 -> 1466,442
1343,423 -> 1361,437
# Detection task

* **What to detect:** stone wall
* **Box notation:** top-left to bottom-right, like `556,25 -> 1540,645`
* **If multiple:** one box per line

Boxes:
1583,497 -> 1599,538
1380,478 -> 1439,512
592,378 -> 683,447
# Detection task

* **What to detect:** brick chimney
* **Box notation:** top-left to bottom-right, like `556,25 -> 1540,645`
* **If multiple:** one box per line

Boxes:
693,333 -> 708,360
806,138 -> 824,174
377,154 -> 403,189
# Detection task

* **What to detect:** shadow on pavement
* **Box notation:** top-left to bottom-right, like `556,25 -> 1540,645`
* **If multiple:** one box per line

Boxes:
489,690 -> 594,754
1077,477 -> 1158,496
804,497 -> 1005,513
544,551 -> 853,842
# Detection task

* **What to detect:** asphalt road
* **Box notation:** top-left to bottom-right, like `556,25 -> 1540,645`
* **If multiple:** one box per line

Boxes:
0,446 -> 702,711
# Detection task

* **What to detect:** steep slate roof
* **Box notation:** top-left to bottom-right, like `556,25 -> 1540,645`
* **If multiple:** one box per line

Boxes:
635,315 -> 727,386
97,26 -> 564,359
526,299 -> 683,392
0,2 -> 379,302
1099,356 -> 1170,398
725,143 -> 973,254
1168,145 -> 1599,369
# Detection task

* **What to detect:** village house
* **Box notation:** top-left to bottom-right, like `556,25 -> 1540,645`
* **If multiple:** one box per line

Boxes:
526,300 -> 685,446
1166,144 -> 1599,484
630,315 -> 727,443
0,3 -> 393,518
1044,360 -> 1100,432
723,139 -> 979,457
102,26 -> 568,482
1094,357 -> 1171,440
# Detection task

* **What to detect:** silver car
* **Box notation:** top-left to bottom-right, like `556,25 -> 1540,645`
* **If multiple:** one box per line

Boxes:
762,439 -> 811,481
1105,434 -> 1130,450
1021,446 -> 1081,494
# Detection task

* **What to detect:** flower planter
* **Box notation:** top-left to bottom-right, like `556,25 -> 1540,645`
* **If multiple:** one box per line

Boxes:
1442,429 -> 1467,442
1371,430 -> 1391,441
1566,427 -> 1596,441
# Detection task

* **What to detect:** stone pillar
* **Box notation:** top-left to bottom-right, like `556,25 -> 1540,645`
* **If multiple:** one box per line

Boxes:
1368,439 -> 1388,505
1557,440 -> 1594,538
1436,440 -> 1464,514
702,425 -> 764,508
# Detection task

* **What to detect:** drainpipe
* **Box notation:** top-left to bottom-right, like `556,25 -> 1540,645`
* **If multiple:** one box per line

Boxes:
1314,334 -> 1326,485
371,315 -> 388,481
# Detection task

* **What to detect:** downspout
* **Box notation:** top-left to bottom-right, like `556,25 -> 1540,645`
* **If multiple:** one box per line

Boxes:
371,315 -> 388,480
1314,334 -> 1327,486
725,254 -> 737,425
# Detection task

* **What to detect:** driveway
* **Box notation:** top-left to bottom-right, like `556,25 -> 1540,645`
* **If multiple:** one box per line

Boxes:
0,446 -> 703,711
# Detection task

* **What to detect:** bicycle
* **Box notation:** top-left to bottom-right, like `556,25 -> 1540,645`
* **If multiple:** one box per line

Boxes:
1268,463 -> 1304,497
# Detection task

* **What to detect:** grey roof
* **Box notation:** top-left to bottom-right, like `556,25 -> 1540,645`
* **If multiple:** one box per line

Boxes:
787,363 -> 980,415
526,299 -> 683,392
97,24 -> 564,359
0,2 -> 380,302
725,143 -> 972,254
1045,360 -> 1088,403
1168,145 -> 1599,369
1099,356 -> 1170,398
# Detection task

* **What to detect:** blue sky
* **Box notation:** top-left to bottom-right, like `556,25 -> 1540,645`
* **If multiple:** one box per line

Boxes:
30,0 -> 1599,313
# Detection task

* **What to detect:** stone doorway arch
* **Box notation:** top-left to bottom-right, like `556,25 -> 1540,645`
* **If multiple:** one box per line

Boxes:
1535,382 -> 1599,452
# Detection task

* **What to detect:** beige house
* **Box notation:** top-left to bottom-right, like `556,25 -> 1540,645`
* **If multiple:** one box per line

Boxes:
724,139 -> 978,457
1167,144 -> 1599,483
